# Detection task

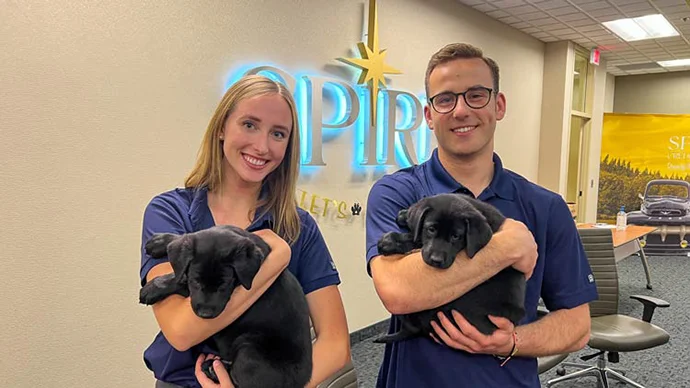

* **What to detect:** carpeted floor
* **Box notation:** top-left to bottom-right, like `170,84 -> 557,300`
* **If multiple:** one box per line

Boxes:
350,254 -> 690,387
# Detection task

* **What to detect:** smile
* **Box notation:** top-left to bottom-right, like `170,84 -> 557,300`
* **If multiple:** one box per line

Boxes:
452,126 -> 477,133
242,153 -> 268,167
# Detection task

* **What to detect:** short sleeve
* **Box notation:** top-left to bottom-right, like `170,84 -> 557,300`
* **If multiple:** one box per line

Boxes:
139,195 -> 188,286
365,176 -> 419,275
541,197 -> 599,311
292,212 -> 341,295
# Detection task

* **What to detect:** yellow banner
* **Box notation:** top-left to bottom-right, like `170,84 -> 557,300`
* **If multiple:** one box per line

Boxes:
602,113 -> 690,175
598,113 -> 690,222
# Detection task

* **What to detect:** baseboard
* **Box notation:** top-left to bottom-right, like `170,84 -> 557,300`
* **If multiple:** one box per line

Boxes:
349,318 -> 390,345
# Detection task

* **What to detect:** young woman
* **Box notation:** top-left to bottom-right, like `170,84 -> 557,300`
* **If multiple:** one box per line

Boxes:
140,75 -> 350,388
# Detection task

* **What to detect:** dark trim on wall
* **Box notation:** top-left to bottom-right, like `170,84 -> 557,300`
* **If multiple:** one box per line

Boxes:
350,318 -> 390,345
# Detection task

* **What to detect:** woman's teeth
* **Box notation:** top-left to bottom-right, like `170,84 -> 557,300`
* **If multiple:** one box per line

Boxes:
243,154 -> 267,166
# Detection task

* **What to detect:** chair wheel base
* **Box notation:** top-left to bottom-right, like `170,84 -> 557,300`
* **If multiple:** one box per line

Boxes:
556,367 -> 566,376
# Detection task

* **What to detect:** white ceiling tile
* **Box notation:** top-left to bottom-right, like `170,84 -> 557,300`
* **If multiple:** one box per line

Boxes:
498,16 -> 523,24
579,2 -> 614,12
492,0 -> 527,7
530,16 -> 561,26
548,27 -> 578,35
504,4 -> 539,15
532,31 -> 553,38
562,33 -> 586,40
531,0 -> 569,10
577,24 -> 608,33
652,0 -> 688,7
511,21 -> 533,29
541,22 -> 568,31
608,0 -> 646,5
542,36 -> 560,42
547,6 -> 582,17
522,27 -> 543,33
588,8 -> 625,20
557,12 -> 590,22
456,0 -> 485,5
627,10 -> 659,18
473,3 -> 497,12
618,3 -> 657,14
659,4 -> 690,14
568,18 -> 598,27
520,11 -> 551,21
486,9 -> 512,19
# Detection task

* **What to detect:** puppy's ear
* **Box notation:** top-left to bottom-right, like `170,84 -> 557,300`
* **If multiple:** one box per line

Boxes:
167,235 -> 194,284
465,214 -> 494,258
233,245 -> 264,290
407,206 -> 430,242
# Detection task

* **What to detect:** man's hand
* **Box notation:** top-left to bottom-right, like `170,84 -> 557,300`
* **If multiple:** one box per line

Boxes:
195,354 -> 235,388
430,310 -> 515,356
493,219 -> 538,279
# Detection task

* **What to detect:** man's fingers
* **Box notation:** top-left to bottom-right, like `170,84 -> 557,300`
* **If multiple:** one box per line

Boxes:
487,315 -> 514,331
436,312 -> 483,352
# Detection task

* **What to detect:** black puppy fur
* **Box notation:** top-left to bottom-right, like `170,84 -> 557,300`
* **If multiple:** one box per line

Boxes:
375,193 -> 526,343
139,225 -> 312,388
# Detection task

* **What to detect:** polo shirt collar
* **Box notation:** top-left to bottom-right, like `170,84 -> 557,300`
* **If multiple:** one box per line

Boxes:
425,148 -> 515,200
188,186 -> 273,231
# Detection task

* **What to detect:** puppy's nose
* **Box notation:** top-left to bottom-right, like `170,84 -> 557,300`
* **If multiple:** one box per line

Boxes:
194,306 -> 218,319
428,253 -> 446,267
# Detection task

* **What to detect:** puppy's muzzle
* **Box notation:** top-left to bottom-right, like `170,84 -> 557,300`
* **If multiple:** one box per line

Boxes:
193,304 -> 223,319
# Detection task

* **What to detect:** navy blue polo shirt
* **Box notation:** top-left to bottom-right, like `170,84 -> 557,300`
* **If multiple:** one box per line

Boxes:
139,187 -> 340,388
365,149 -> 598,388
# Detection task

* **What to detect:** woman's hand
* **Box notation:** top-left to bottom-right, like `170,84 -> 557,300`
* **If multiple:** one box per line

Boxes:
253,229 -> 291,259
195,354 -> 235,388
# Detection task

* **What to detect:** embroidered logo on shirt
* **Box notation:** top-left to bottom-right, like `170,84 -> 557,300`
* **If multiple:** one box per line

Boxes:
588,274 -> 595,283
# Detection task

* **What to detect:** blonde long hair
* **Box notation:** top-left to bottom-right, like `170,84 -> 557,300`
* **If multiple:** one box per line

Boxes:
185,75 -> 301,244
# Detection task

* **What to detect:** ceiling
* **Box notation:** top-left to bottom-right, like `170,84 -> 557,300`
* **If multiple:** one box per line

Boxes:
456,0 -> 690,76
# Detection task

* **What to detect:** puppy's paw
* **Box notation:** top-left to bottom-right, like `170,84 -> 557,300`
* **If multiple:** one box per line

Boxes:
139,273 -> 176,305
377,232 -> 409,255
396,209 -> 409,228
145,233 -> 178,258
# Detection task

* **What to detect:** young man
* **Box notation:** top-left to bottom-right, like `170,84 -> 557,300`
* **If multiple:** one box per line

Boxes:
365,43 -> 598,387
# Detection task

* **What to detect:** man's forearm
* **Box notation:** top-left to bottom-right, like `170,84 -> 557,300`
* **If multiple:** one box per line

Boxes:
371,243 -> 508,314
513,306 -> 590,358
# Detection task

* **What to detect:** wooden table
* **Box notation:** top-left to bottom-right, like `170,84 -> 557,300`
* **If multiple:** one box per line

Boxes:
577,223 -> 657,290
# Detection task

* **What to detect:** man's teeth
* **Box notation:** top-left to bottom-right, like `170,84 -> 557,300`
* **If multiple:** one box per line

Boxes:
244,155 -> 267,166
453,126 -> 475,133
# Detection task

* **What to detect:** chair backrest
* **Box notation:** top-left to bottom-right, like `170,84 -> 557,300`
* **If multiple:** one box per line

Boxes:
577,228 -> 619,317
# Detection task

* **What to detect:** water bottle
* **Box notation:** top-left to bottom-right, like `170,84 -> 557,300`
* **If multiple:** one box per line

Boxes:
616,206 -> 627,231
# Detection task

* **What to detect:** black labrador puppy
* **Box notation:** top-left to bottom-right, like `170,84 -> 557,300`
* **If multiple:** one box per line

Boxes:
139,225 -> 312,388
375,193 -> 526,343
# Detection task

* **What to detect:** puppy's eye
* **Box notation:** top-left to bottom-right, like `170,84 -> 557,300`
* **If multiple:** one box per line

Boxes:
451,234 -> 460,241
427,226 -> 436,234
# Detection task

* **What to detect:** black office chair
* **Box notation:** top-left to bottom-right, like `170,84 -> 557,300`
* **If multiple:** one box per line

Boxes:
546,228 -> 670,387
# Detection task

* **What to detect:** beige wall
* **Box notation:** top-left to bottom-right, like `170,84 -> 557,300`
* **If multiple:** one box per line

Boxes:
614,71 -> 690,114
0,0 -> 545,386
538,41 -> 574,194
604,73 -> 616,113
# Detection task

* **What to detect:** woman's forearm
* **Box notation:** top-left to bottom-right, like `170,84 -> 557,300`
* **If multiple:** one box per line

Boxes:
149,246 -> 290,351
306,337 -> 351,388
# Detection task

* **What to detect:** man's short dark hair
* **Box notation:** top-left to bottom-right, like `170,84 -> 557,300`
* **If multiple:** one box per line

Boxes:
425,43 -> 500,98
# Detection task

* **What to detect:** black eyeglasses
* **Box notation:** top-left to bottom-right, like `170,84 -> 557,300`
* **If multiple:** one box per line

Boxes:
428,87 -> 494,113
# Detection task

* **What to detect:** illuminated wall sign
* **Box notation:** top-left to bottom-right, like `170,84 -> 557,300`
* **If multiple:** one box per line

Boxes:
228,0 -> 431,169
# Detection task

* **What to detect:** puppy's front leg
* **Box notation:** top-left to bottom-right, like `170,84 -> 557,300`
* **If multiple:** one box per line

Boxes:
139,273 -> 189,305
377,232 -> 417,255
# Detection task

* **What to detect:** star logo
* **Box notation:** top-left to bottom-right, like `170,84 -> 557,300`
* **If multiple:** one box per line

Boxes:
337,0 -> 402,125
